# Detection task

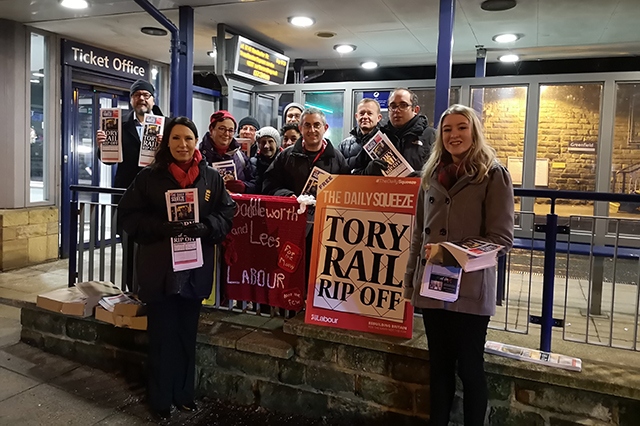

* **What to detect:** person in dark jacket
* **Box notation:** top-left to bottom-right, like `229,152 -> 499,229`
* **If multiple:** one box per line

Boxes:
250,126 -> 282,194
263,107 -> 349,196
199,110 -> 256,194
338,98 -> 385,175
381,87 -> 436,173
96,79 -> 163,292
237,116 -> 261,158
118,117 -> 235,422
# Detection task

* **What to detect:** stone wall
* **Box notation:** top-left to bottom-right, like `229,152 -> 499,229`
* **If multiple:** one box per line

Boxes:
17,303 -> 640,426
0,207 -> 59,270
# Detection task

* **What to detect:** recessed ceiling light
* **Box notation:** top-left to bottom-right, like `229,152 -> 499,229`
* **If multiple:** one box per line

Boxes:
60,0 -> 89,9
493,33 -> 519,43
32,72 -> 45,78
361,61 -> 378,70
316,32 -> 336,38
499,54 -> 520,62
141,27 -> 168,36
207,50 -> 216,58
288,16 -> 315,27
481,0 -> 517,11
334,44 -> 356,54
30,79 -> 40,83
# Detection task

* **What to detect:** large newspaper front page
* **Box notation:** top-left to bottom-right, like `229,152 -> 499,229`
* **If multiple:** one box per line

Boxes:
165,188 -> 203,272
99,108 -> 122,163
139,114 -> 165,167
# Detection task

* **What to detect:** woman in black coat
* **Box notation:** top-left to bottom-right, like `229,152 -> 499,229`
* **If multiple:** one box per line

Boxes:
118,117 -> 235,421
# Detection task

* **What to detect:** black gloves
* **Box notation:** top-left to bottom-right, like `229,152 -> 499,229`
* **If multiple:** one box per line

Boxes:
160,221 -> 185,237
183,222 -> 211,238
364,159 -> 389,176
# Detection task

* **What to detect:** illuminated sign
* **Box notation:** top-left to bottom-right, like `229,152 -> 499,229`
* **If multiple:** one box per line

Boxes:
232,36 -> 289,85
62,40 -> 149,80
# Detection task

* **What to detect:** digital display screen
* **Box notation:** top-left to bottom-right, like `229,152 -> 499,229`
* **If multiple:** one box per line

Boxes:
233,36 -> 289,85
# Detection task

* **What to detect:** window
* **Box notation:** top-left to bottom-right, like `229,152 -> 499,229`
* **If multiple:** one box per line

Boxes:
30,33 -> 48,203
303,91 -> 344,145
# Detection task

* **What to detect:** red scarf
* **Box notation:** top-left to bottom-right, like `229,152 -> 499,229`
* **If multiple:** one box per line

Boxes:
168,150 -> 202,188
436,160 -> 466,190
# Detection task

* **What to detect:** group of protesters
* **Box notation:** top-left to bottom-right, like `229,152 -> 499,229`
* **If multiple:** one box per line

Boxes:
95,78 -> 514,426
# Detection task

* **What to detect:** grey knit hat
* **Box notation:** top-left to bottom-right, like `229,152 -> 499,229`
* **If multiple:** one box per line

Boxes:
256,126 -> 281,147
283,102 -> 304,118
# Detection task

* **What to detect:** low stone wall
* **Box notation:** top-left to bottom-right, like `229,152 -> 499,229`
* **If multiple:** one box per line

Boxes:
0,207 -> 58,270
16,302 -> 640,426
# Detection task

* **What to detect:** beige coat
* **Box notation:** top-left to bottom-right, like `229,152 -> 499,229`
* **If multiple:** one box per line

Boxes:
403,164 -> 514,316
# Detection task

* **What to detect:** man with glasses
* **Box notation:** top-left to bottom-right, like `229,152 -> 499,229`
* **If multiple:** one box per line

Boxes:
381,88 -> 436,172
96,79 -> 162,292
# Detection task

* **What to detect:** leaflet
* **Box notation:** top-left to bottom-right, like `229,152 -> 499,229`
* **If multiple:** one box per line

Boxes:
211,159 -> 237,182
431,239 -> 504,272
99,108 -> 122,163
237,138 -> 252,157
165,188 -> 204,272
301,166 -> 333,198
485,341 -> 582,372
363,130 -> 414,177
420,262 -> 462,302
138,113 -> 165,167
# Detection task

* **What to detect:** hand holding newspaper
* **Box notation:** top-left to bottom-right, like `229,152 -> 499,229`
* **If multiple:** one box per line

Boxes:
138,113 -> 165,167
165,188 -> 204,272
99,108 -> 122,163
211,160 -> 237,182
430,239 -> 503,272
363,130 -> 414,177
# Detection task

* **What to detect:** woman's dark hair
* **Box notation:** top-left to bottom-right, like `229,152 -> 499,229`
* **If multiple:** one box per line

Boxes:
153,116 -> 199,168
281,122 -> 300,136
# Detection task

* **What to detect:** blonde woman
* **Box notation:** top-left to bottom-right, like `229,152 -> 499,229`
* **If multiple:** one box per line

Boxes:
404,104 -> 514,426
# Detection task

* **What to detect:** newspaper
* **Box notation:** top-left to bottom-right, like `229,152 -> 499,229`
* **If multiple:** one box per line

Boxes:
99,108 -> 122,163
301,166 -> 333,198
211,160 -> 237,182
363,130 -> 414,177
98,293 -> 140,312
165,188 -> 204,272
237,138 -> 252,157
431,239 -> 504,273
485,341 -> 582,372
420,262 -> 462,302
138,113 -> 165,167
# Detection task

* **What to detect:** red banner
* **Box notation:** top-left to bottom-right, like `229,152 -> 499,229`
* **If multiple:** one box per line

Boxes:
305,176 -> 421,339
224,194 -> 307,311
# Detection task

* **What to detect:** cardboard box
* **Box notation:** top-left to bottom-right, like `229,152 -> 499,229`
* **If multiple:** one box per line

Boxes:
37,287 -> 95,317
95,307 -> 147,331
113,302 -> 146,317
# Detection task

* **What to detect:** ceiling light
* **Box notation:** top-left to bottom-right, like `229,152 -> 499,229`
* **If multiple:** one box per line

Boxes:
32,72 -> 45,78
499,54 -> 520,62
361,61 -> 378,70
60,0 -> 89,9
334,44 -> 356,54
30,79 -> 40,83
141,27 -> 168,36
492,33 -> 519,43
481,0 -> 517,11
207,50 -> 216,58
288,16 -> 315,27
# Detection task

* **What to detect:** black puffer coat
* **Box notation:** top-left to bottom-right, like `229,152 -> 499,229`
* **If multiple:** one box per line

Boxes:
338,125 -> 380,173
250,152 -> 279,194
381,115 -> 436,172
118,160 -> 236,303
262,138 -> 349,196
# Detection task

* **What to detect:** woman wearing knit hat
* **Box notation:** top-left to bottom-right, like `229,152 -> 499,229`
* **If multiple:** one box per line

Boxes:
199,110 -> 256,193
250,126 -> 282,193
283,102 -> 304,124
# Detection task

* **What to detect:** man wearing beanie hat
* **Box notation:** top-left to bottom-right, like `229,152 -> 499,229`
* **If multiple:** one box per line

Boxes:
237,116 -> 261,158
95,78 -> 162,292
283,102 -> 304,124
250,126 -> 281,193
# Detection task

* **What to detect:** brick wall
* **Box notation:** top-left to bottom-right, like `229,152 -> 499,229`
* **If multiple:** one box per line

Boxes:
0,207 -> 59,270
18,304 -> 640,426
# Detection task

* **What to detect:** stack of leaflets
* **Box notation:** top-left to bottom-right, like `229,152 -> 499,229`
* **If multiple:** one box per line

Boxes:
99,108 -> 122,163
363,130 -> 414,177
211,160 -> 237,182
165,188 -> 204,272
420,239 -> 503,302
138,113 -> 165,167
485,341 -> 583,372
98,293 -> 142,312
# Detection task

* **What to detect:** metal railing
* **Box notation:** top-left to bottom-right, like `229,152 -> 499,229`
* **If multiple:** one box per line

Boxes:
68,185 -> 640,352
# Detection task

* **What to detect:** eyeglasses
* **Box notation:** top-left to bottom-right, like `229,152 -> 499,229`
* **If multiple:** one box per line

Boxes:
388,102 -> 413,111
131,91 -> 153,100
215,126 -> 235,134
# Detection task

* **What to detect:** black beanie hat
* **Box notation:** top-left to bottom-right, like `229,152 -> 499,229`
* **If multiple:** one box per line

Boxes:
130,79 -> 155,96
238,116 -> 261,131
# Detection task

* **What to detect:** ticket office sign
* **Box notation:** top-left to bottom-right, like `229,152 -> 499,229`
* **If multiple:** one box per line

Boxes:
305,175 -> 421,339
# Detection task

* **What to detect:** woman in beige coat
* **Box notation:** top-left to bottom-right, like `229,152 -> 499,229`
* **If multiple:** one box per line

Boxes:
404,104 -> 514,426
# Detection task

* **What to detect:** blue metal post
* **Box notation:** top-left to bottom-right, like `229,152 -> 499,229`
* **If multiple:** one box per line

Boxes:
540,212 -> 558,352
60,64 -> 73,259
475,50 -> 486,78
179,6 -> 194,118
496,255 -> 506,306
133,0 -> 180,116
68,194 -> 79,287
434,0 -> 455,122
